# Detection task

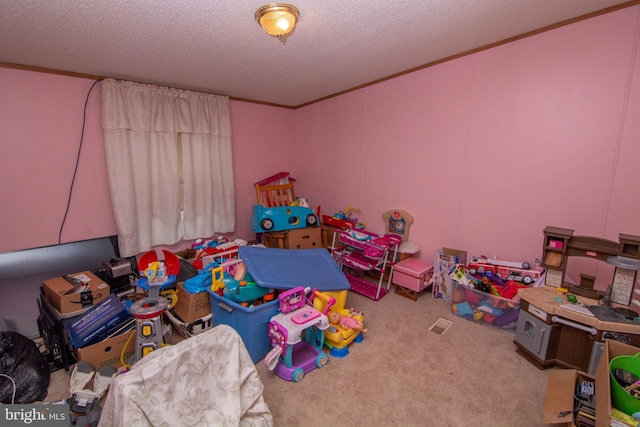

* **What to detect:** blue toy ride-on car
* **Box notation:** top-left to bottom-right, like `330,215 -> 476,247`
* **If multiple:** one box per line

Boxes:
251,204 -> 319,233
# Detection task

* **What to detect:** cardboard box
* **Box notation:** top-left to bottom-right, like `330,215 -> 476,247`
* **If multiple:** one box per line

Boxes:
543,369 -> 596,426
173,281 -> 211,323
74,329 -> 135,369
432,248 -> 467,302
263,227 -> 322,249
595,339 -> 640,426
66,293 -> 133,348
284,227 -> 322,249
543,369 -> 578,426
43,271 -> 110,314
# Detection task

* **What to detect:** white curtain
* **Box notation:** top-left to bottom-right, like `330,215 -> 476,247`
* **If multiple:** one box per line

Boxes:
101,79 -> 234,257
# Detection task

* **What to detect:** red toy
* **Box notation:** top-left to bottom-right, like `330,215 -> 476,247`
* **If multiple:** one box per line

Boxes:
468,256 -> 543,285
137,249 -> 181,279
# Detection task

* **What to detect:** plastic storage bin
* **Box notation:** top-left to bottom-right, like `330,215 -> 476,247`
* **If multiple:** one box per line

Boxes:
239,246 -> 350,290
450,281 -> 520,334
392,258 -> 433,301
208,290 -> 280,364
209,246 -> 351,364
609,353 -> 640,416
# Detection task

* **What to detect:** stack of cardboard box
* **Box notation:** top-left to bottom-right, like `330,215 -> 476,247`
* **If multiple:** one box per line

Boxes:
41,271 -> 134,369
543,339 -> 640,426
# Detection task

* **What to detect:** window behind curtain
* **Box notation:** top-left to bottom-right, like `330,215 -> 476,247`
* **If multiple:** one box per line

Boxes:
101,79 -> 235,257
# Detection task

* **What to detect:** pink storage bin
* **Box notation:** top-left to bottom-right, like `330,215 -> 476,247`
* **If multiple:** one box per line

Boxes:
393,258 -> 434,292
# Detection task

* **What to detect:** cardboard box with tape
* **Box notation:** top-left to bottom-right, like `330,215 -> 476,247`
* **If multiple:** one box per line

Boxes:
42,271 -> 110,315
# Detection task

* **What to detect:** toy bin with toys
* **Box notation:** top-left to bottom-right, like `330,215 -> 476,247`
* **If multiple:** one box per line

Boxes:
209,246 -> 351,364
208,290 -> 281,363
449,264 -> 528,334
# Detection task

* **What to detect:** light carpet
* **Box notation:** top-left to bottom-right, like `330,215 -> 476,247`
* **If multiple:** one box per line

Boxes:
44,288 -> 550,426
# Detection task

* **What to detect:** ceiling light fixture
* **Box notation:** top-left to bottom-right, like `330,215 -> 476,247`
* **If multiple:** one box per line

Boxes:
255,3 -> 300,40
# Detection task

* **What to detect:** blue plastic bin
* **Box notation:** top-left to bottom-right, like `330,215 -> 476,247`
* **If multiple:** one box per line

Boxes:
208,290 -> 280,363
239,247 -> 350,290
208,246 -> 351,364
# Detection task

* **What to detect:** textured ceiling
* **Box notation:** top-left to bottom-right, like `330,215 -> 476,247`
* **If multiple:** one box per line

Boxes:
0,0 -> 635,108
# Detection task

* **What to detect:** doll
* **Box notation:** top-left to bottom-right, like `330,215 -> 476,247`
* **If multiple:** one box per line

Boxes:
329,311 -> 367,333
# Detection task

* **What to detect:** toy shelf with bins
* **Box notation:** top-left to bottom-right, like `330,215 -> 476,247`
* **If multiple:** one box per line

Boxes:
331,228 -> 401,301
542,226 -> 573,269
541,226 -> 574,288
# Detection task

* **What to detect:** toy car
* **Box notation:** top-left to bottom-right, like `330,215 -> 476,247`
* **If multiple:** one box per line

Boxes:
506,271 -> 536,285
251,204 -> 319,232
467,256 -> 541,285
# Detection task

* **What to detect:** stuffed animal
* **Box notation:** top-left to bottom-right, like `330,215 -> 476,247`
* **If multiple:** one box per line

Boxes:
329,311 -> 367,333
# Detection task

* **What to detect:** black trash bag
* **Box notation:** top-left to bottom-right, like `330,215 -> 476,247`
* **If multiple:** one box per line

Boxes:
0,331 -> 50,403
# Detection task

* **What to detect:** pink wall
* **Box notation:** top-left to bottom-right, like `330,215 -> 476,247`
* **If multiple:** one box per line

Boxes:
2,6 -> 639,291
229,101 -> 296,239
0,69 -> 297,253
0,69 -> 117,252
293,6 -> 640,289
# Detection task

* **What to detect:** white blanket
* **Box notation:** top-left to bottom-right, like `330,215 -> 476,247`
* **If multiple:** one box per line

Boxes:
98,325 -> 273,427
